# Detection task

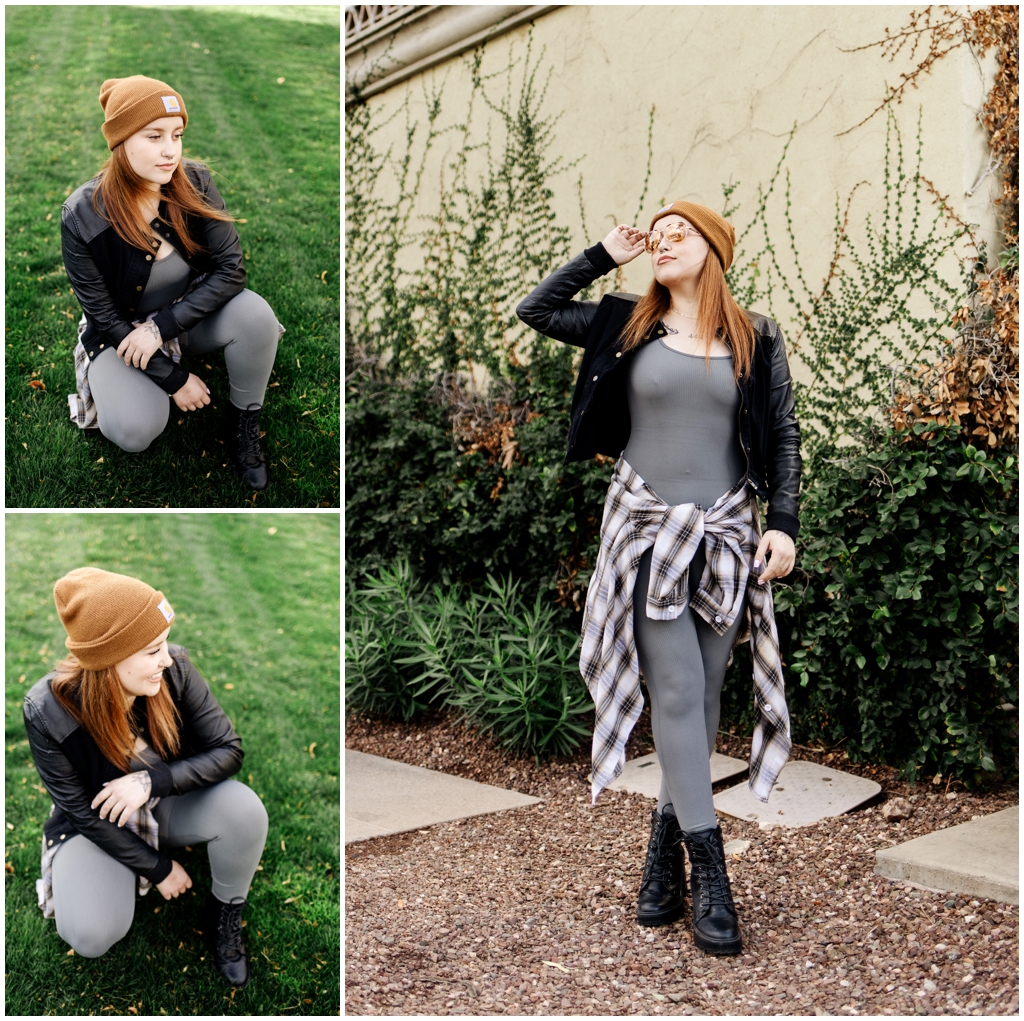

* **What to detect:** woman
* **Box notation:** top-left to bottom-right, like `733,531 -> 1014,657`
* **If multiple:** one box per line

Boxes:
23,567 -> 269,987
517,201 -> 800,955
61,75 -> 282,490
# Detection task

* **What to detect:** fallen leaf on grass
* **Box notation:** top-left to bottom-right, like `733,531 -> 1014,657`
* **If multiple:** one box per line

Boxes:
28,379 -> 45,390
66,948 -> 74,956
308,742 -> 317,758
267,527 -> 278,534
281,839 -> 286,851
96,457 -> 104,464
277,77 -> 286,84
283,896 -> 300,904
5,863 -> 14,874
224,683 -> 234,690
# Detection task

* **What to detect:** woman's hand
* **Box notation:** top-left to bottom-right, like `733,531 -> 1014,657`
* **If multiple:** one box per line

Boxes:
116,320 -> 164,370
91,770 -> 153,827
753,529 -> 796,585
601,224 -> 647,266
156,861 -> 193,900
172,373 -> 212,412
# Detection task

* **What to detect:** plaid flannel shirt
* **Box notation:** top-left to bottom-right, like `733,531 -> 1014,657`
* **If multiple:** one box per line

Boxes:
36,796 -> 160,920
581,457 -> 792,805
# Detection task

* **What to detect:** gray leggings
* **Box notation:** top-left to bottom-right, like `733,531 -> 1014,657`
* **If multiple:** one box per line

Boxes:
634,542 -> 746,832
51,779 -> 268,959
88,288 -> 279,453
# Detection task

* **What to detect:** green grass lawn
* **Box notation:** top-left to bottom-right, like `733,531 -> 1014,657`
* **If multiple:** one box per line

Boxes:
5,512 -> 340,1016
5,6 -> 340,508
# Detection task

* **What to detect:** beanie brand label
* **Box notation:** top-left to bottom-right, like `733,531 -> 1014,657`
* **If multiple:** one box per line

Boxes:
161,95 -> 181,113
157,598 -> 175,622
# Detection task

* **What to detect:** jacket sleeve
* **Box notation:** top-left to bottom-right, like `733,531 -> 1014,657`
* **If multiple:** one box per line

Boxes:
515,243 -> 619,348
23,697 -> 173,885
143,652 -> 243,800
151,172 -> 246,343
61,205 -> 135,349
764,321 -> 802,540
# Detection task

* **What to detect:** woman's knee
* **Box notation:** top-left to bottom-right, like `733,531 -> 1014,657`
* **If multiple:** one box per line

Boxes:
57,916 -> 130,958
228,289 -> 279,342
212,779 -> 269,842
98,409 -> 168,452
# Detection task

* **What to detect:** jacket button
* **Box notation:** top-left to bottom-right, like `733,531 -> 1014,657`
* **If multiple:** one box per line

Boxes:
592,375 -> 598,382
146,255 -> 152,261
615,351 -> 622,358
715,615 -> 723,623
136,285 -> 143,291
60,834 -> 66,840
99,344 -> 104,349
48,840 -> 53,846
764,703 -> 773,713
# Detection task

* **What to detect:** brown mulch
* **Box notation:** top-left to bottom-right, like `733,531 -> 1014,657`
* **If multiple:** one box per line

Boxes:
345,707 -> 1018,1016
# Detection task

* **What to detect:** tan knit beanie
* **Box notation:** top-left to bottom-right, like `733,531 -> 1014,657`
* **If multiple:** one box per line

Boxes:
649,201 -> 736,271
53,568 -> 175,671
99,76 -> 188,151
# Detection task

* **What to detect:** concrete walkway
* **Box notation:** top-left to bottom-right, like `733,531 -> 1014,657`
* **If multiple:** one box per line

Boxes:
345,749 -> 541,843
875,805 -> 1018,905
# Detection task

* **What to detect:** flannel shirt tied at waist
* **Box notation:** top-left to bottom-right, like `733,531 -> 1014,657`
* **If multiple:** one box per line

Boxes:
36,796 -> 160,920
580,456 -> 792,805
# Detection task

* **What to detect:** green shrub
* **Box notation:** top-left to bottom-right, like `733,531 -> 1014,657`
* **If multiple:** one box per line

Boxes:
345,346 -> 615,604
345,559 -> 592,758
740,426 -> 1017,784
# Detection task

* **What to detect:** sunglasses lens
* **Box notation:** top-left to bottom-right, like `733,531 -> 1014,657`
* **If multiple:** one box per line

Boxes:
645,231 -> 661,251
666,227 -> 687,242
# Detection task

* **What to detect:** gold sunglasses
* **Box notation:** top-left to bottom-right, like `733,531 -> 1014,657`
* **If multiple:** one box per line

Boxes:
644,222 -> 703,252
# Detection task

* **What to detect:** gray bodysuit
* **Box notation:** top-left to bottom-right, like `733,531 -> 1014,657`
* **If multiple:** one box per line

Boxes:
86,246 -> 280,452
624,337 -> 748,832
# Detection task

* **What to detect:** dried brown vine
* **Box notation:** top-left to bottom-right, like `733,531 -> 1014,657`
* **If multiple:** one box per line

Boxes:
882,6 -> 1019,446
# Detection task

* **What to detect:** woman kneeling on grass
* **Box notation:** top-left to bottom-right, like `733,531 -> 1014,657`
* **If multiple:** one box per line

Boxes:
23,568 -> 269,987
517,201 -> 800,955
61,75 -> 282,490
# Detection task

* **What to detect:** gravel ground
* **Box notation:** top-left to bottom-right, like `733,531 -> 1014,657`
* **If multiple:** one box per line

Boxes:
345,707 -> 1018,1016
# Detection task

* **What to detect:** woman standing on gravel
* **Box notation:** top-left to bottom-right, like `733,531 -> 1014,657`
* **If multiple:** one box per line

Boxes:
61,75 -> 282,490
516,201 -> 800,955
23,567 -> 269,987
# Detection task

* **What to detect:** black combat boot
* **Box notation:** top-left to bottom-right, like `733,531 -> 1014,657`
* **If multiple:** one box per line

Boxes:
228,402 -> 268,491
680,824 -> 742,954
206,891 -> 251,988
636,806 -> 686,926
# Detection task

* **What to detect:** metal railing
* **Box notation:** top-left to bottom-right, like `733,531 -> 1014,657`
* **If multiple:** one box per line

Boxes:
345,5 -> 414,43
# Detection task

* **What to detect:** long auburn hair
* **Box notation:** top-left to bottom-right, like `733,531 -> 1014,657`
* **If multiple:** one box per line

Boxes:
92,146 -> 234,260
51,655 -> 181,774
619,249 -> 756,382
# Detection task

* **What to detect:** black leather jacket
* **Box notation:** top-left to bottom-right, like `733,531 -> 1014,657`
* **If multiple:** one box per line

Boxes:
516,243 -> 802,539
60,161 -> 245,394
23,645 -> 243,885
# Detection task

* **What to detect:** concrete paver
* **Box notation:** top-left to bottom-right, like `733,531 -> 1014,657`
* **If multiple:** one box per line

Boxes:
600,751 -> 748,799
874,805 -> 1018,905
713,759 -> 882,828
345,749 -> 541,843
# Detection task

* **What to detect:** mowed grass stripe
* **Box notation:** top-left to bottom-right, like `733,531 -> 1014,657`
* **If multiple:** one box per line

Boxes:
5,6 -> 340,508
5,512 -> 340,1015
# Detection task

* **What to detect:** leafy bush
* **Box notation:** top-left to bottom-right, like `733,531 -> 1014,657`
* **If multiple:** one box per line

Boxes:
345,559 -> 592,758
345,345 -> 615,606
720,427 -> 1017,783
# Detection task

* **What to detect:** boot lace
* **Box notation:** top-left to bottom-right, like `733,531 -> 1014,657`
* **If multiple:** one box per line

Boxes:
687,837 -> 733,909
216,899 -> 246,960
236,409 -> 264,468
641,817 -> 680,885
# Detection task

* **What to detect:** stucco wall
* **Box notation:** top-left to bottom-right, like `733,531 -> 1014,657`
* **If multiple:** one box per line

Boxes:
348,5 -> 999,371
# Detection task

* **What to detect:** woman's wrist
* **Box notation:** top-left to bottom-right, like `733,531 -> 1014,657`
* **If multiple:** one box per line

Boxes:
584,242 -> 619,277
